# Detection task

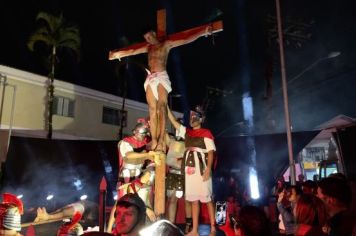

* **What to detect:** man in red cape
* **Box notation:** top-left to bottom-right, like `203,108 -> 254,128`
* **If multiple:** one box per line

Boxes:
168,106 -> 217,236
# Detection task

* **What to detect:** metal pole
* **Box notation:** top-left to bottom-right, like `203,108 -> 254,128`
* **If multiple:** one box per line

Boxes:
7,84 -> 16,152
275,0 -> 296,185
0,74 -> 7,128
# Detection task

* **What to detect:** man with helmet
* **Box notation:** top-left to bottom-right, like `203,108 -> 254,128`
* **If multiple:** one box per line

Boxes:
116,118 -> 162,221
168,106 -> 217,236
0,193 -> 24,236
111,193 -> 146,236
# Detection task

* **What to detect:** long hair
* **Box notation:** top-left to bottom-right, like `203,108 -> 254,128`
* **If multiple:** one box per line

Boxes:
295,194 -> 327,227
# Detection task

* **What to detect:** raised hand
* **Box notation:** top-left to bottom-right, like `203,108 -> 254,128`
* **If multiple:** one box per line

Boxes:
34,207 -> 49,222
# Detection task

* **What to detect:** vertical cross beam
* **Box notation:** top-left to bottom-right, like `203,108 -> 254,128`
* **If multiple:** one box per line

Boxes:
154,153 -> 166,216
156,9 -> 166,39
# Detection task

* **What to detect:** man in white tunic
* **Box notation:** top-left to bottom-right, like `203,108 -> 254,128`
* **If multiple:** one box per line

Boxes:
168,106 -> 216,236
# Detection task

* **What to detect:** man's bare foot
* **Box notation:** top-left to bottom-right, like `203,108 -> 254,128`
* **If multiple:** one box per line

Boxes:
154,143 -> 166,152
209,225 -> 217,236
150,140 -> 158,151
186,230 -> 199,236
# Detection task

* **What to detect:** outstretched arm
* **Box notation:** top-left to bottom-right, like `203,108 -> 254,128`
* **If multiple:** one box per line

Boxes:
126,151 -> 157,161
167,106 -> 181,130
166,25 -> 212,49
165,20 -> 223,49
109,42 -> 148,60
34,202 -> 84,222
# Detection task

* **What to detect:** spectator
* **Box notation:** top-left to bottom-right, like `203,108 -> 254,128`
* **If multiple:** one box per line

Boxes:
110,193 -> 147,236
277,186 -> 302,235
294,194 -> 328,236
301,180 -> 317,195
297,174 -> 305,187
317,176 -> 356,236
233,205 -> 272,236
273,176 -> 286,198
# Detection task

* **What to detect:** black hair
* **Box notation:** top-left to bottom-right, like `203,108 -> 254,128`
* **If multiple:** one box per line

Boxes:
318,177 -> 352,207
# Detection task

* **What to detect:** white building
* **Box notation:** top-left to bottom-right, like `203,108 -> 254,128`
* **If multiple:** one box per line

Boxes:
0,65 -> 181,162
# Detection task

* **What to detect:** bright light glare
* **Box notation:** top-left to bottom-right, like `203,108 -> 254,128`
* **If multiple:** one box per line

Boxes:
113,194 -> 118,201
80,195 -> 88,200
17,194 -> 23,199
46,194 -> 54,201
73,178 -> 83,191
249,167 -> 260,199
327,51 -> 341,58
139,220 -> 177,236
242,93 -> 253,121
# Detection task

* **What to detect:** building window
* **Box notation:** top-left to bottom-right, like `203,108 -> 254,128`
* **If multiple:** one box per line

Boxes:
53,96 -> 75,117
102,107 -> 127,126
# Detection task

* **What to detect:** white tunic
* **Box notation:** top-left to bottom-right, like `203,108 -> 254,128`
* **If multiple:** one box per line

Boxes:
179,125 -> 216,203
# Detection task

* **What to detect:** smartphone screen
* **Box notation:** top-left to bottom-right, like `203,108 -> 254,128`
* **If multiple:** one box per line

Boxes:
215,201 -> 227,225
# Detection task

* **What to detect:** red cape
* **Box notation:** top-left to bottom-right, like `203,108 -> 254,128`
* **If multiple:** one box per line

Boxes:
122,136 -> 149,148
186,128 -> 218,170
186,128 -> 214,140
118,136 -> 149,169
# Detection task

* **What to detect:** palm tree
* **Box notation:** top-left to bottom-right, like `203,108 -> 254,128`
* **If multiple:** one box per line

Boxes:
27,12 -> 80,139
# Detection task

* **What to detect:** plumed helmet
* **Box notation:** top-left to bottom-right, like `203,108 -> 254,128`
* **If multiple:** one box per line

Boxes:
0,193 -> 23,231
190,105 -> 205,123
132,118 -> 150,136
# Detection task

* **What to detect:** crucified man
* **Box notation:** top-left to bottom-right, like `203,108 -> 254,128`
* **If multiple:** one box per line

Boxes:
109,11 -> 223,152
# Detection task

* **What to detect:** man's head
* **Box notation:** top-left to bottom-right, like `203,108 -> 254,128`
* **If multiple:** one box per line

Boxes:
189,105 -> 205,128
143,30 -> 159,45
317,176 -> 352,213
115,193 -> 146,235
132,119 -> 150,141
298,174 -> 305,182
294,194 -> 328,227
302,180 -> 316,194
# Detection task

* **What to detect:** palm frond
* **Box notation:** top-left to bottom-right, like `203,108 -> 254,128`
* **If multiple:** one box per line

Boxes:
27,34 -> 52,51
36,12 -> 62,34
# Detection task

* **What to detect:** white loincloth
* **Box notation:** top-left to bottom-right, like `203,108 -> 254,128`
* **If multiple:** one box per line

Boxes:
144,70 -> 172,100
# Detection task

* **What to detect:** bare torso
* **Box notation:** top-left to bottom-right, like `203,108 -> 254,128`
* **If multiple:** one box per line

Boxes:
147,42 -> 170,73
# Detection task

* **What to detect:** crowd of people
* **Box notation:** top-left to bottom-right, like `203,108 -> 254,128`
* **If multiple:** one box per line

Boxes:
274,173 -> 356,236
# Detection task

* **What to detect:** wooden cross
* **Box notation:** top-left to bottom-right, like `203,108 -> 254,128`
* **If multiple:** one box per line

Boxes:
108,9 -> 223,60
109,9 -> 223,216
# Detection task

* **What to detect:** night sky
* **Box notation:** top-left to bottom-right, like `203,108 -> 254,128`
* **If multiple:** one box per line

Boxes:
1,0 -> 356,136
